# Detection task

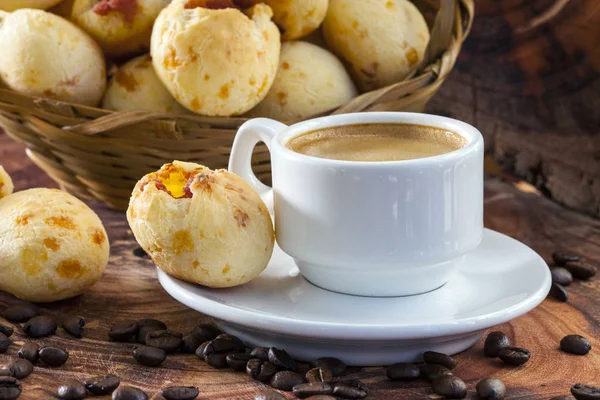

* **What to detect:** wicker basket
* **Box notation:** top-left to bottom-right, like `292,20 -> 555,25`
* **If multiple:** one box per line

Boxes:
0,0 -> 474,211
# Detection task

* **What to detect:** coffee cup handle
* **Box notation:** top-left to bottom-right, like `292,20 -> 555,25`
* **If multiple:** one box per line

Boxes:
228,118 -> 288,213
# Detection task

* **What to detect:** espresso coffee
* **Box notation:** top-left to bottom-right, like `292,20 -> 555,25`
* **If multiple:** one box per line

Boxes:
285,123 -> 467,162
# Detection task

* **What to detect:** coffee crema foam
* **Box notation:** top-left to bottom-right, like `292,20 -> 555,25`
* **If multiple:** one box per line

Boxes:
285,123 -> 468,162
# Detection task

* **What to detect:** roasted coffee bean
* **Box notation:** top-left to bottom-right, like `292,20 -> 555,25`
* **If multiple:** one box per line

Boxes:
293,383 -> 333,398
334,379 -> 369,394
332,384 -> 367,399
270,371 -> 305,391
476,377 -> 506,400
181,334 -> 204,354
432,375 -> 467,399
205,352 -> 229,369
109,321 -> 138,342
296,362 -> 312,376
2,304 -> 40,323
226,353 -> 252,371
112,386 -> 148,400
145,330 -> 182,353
8,359 -> 33,379
553,252 -> 581,266
204,338 -> 244,356
419,363 -> 453,381
386,363 -> 420,380
194,342 -> 210,360
423,351 -> 457,370
551,267 -> 573,286
561,335 -> 592,355
0,334 -> 8,354
306,367 -> 333,384
160,386 -> 199,400
250,347 -> 269,361
62,316 -> 85,339
214,334 -> 245,352
247,359 -> 277,382
564,262 -> 597,280
136,326 -> 162,344
39,346 -> 69,367
484,331 -> 511,357
18,343 -> 39,363
0,325 -> 13,338
190,324 -> 221,343
58,379 -> 87,400
311,358 -> 346,377
0,376 -> 21,400
268,347 -> 296,371
254,390 -> 286,400
0,371 -> 10,377
498,347 -> 530,366
136,319 -> 167,330
23,315 -> 57,338
133,247 -> 148,258
132,346 -> 166,367
84,374 -> 120,395
571,384 -> 600,400
550,283 -> 569,302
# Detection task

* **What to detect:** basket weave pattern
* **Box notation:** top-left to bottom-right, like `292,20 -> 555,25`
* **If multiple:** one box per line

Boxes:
0,0 -> 474,210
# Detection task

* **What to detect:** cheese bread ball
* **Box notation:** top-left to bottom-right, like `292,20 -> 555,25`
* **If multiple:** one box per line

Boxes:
242,0 -> 328,40
0,166 -> 14,200
323,0 -> 430,92
0,0 -> 63,11
247,41 -> 357,120
102,54 -> 187,113
151,1 -> 280,116
0,189 -> 109,302
127,161 -> 274,288
0,9 -> 106,106
72,0 -> 171,58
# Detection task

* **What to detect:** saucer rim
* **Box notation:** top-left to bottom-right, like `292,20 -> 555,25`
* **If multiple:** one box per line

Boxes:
157,229 -> 551,341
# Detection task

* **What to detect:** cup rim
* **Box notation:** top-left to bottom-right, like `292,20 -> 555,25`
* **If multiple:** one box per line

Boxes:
272,112 -> 483,166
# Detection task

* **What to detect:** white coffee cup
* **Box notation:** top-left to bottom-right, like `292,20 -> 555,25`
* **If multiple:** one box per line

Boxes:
229,112 -> 484,297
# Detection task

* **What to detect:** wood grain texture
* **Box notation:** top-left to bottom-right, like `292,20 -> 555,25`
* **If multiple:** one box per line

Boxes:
2,128 -> 600,399
426,0 -> 600,217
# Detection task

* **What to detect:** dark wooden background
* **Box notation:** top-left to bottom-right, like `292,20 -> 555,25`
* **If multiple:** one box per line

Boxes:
1,0 -> 600,398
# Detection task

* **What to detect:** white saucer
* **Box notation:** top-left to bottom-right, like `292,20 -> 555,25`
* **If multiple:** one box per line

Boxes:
158,229 -> 551,366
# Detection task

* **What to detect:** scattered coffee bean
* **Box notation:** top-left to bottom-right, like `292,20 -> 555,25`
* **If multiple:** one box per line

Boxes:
23,315 -> 57,338
423,351 -> 457,370
334,379 -> 369,394
550,283 -> 569,302
62,316 -> 85,339
136,326 -> 162,344
84,374 -> 120,395
112,386 -> 148,400
561,335 -> 592,355
552,252 -> 581,266
160,386 -> 199,400
205,337 -> 245,356
270,371 -> 305,391
145,330 -> 182,353
253,390 -> 286,400
0,325 -> 13,338
247,359 -> 277,382
306,367 -> 333,384
250,347 -> 269,361
205,352 -> 229,369
268,347 -> 296,371
132,345 -> 166,367
476,377 -> 506,400
0,376 -> 21,400
564,262 -> 597,280
551,267 -> 573,286
311,358 -> 346,377
0,334 -> 8,354
332,384 -> 368,399
419,363 -> 453,381
109,321 -> 138,342
571,384 -> 600,400
214,334 -> 245,352
18,343 -> 39,363
2,304 -> 40,323
498,347 -> 530,366
0,371 -> 10,377
8,359 -> 33,379
190,324 -> 221,343
484,331 -> 511,357
194,342 -> 210,360
133,247 -> 148,258
181,334 -> 204,354
432,375 -> 467,399
386,363 -> 420,380
39,346 -> 69,367
293,383 -> 333,398
226,353 -> 252,371
296,362 -> 312,376
58,379 -> 87,400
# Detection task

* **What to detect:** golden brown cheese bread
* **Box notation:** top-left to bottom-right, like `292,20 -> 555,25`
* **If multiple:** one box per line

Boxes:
0,0 -> 63,11
0,166 -> 14,200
